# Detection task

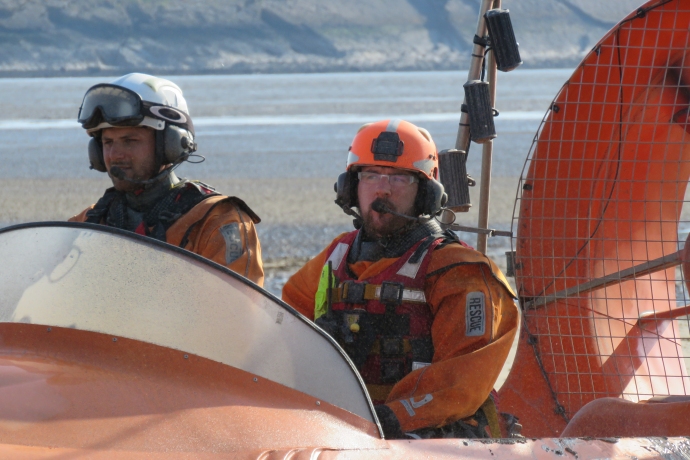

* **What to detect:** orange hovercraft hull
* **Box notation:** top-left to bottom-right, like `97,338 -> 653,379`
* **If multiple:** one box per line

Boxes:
1,320 -> 686,459
0,223 -> 687,458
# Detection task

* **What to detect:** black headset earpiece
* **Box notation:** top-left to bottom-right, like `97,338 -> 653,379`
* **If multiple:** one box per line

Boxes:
88,137 -> 107,172
156,125 -> 196,165
335,171 -> 358,209
334,171 -> 364,229
417,178 -> 447,216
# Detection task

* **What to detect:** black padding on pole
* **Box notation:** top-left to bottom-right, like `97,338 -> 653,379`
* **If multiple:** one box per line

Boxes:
438,149 -> 472,212
463,80 -> 496,144
485,9 -> 523,72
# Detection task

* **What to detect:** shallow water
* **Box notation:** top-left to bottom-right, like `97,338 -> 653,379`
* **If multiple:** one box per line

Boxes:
1,69 -> 571,181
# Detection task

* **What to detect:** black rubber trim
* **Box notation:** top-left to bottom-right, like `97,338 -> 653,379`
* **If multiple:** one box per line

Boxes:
0,221 -> 383,437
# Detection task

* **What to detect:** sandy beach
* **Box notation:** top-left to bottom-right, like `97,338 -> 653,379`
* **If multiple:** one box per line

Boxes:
0,174 -> 521,295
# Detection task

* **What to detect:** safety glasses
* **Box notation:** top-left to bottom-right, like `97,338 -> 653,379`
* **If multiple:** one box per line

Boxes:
358,171 -> 419,188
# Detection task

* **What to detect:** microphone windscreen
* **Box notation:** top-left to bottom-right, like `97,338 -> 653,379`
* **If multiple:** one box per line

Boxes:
371,201 -> 389,214
109,166 -> 126,180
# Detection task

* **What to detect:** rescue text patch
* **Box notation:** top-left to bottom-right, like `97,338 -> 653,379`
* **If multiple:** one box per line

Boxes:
219,223 -> 244,264
466,291 -> 486,336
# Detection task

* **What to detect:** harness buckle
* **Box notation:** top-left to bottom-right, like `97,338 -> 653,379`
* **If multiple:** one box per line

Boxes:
380,281 -> 404,306
342,281 -> 367,304
380,337 -> 405,356
380,358 -> 406,383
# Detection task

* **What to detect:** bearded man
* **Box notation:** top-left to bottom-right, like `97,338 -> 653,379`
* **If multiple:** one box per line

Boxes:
282,119 -> 518,439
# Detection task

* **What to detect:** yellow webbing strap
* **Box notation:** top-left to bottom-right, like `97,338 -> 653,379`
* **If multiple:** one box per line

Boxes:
366,383 -> 395,403
480,396 -> 502,438
314,264 -> 337,320
329,284 -> 378,303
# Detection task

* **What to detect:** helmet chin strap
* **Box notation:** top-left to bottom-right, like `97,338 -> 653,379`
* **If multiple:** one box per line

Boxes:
336,201 -> 364,229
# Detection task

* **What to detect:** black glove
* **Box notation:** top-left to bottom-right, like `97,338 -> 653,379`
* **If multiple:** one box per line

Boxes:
374,404 -> 405,439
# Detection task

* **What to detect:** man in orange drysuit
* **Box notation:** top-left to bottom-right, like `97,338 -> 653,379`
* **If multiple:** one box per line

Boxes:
282,119 -> 518,438
69,73 -> 263,285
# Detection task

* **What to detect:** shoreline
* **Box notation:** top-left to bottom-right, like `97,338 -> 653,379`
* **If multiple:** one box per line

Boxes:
0,61 -> 579,80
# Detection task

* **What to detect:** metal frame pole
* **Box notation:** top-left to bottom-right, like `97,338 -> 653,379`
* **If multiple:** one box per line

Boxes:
476,0 -> 500,253
523,243 -> 690,309
454,0 -> 496,153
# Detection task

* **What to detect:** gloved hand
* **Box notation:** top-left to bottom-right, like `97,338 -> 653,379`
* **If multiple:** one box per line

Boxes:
374,404 -> 405,439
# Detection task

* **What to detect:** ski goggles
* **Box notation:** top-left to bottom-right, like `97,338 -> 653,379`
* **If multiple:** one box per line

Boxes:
77,84 -> 194,134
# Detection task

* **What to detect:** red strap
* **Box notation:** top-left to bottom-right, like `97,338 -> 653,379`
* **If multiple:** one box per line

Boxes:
134,222 -> 147,236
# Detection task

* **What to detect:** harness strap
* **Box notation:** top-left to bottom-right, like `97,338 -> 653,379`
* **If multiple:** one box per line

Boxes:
330,282 -> 426,304
366,383 -> 395,403
408,234 -> 438,264
84,181 -> 219,240
480,395 -> 502,438
85,188 -> 118,224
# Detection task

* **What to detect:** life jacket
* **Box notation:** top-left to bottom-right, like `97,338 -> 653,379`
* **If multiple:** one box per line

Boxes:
315,229 -> 450,404
84,180 -> 219,242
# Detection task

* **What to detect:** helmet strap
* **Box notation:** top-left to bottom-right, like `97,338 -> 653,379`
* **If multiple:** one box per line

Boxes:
340,202 -> 363,229
154,128 -> 167,169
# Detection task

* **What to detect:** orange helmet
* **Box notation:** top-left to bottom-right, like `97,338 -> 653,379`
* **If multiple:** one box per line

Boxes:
335,119 -> 447,222
346,119 -> 439,180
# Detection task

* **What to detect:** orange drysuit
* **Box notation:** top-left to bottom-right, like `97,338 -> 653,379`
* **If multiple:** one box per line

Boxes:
70,194 -> 264,286
282,231 -> 518,432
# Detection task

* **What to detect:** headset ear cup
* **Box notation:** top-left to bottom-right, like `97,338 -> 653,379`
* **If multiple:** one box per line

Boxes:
156,125 -> 196,164
163,125 -> 182,164
424,178 -> 446,216
88,137 -> 107,172
335,172 -> 352,209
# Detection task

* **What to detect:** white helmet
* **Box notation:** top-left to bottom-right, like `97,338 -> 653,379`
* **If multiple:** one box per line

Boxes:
78,73 -> 197,172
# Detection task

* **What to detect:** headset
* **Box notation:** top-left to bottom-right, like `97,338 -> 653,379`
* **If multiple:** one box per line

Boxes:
334,171 -> 448,218
88,125 -> 196,173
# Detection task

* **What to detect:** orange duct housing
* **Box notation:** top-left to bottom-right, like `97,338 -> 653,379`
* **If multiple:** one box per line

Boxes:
499,0 -> 690,437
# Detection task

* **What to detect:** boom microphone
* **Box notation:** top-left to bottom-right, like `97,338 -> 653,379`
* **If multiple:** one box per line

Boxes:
371,201 -> 419,221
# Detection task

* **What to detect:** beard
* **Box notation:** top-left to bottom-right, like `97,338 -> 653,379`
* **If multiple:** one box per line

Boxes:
108,163 -> 159,192
361,198 -> 415,239
110,175 -> 141,193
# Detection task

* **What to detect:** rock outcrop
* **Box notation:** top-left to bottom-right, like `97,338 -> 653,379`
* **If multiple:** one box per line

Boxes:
0,0 -> 644,76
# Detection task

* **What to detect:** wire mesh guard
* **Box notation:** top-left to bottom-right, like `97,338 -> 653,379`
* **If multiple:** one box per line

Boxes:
512,0 -> 690,421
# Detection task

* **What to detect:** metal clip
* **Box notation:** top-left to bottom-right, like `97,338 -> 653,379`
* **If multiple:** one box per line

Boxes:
380,281 -> 404,306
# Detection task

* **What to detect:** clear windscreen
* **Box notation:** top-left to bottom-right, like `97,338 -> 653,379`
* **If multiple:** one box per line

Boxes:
0,223 -> 375,424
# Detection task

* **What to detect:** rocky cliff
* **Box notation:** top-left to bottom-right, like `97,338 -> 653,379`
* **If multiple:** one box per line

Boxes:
0,0 -> 644,76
